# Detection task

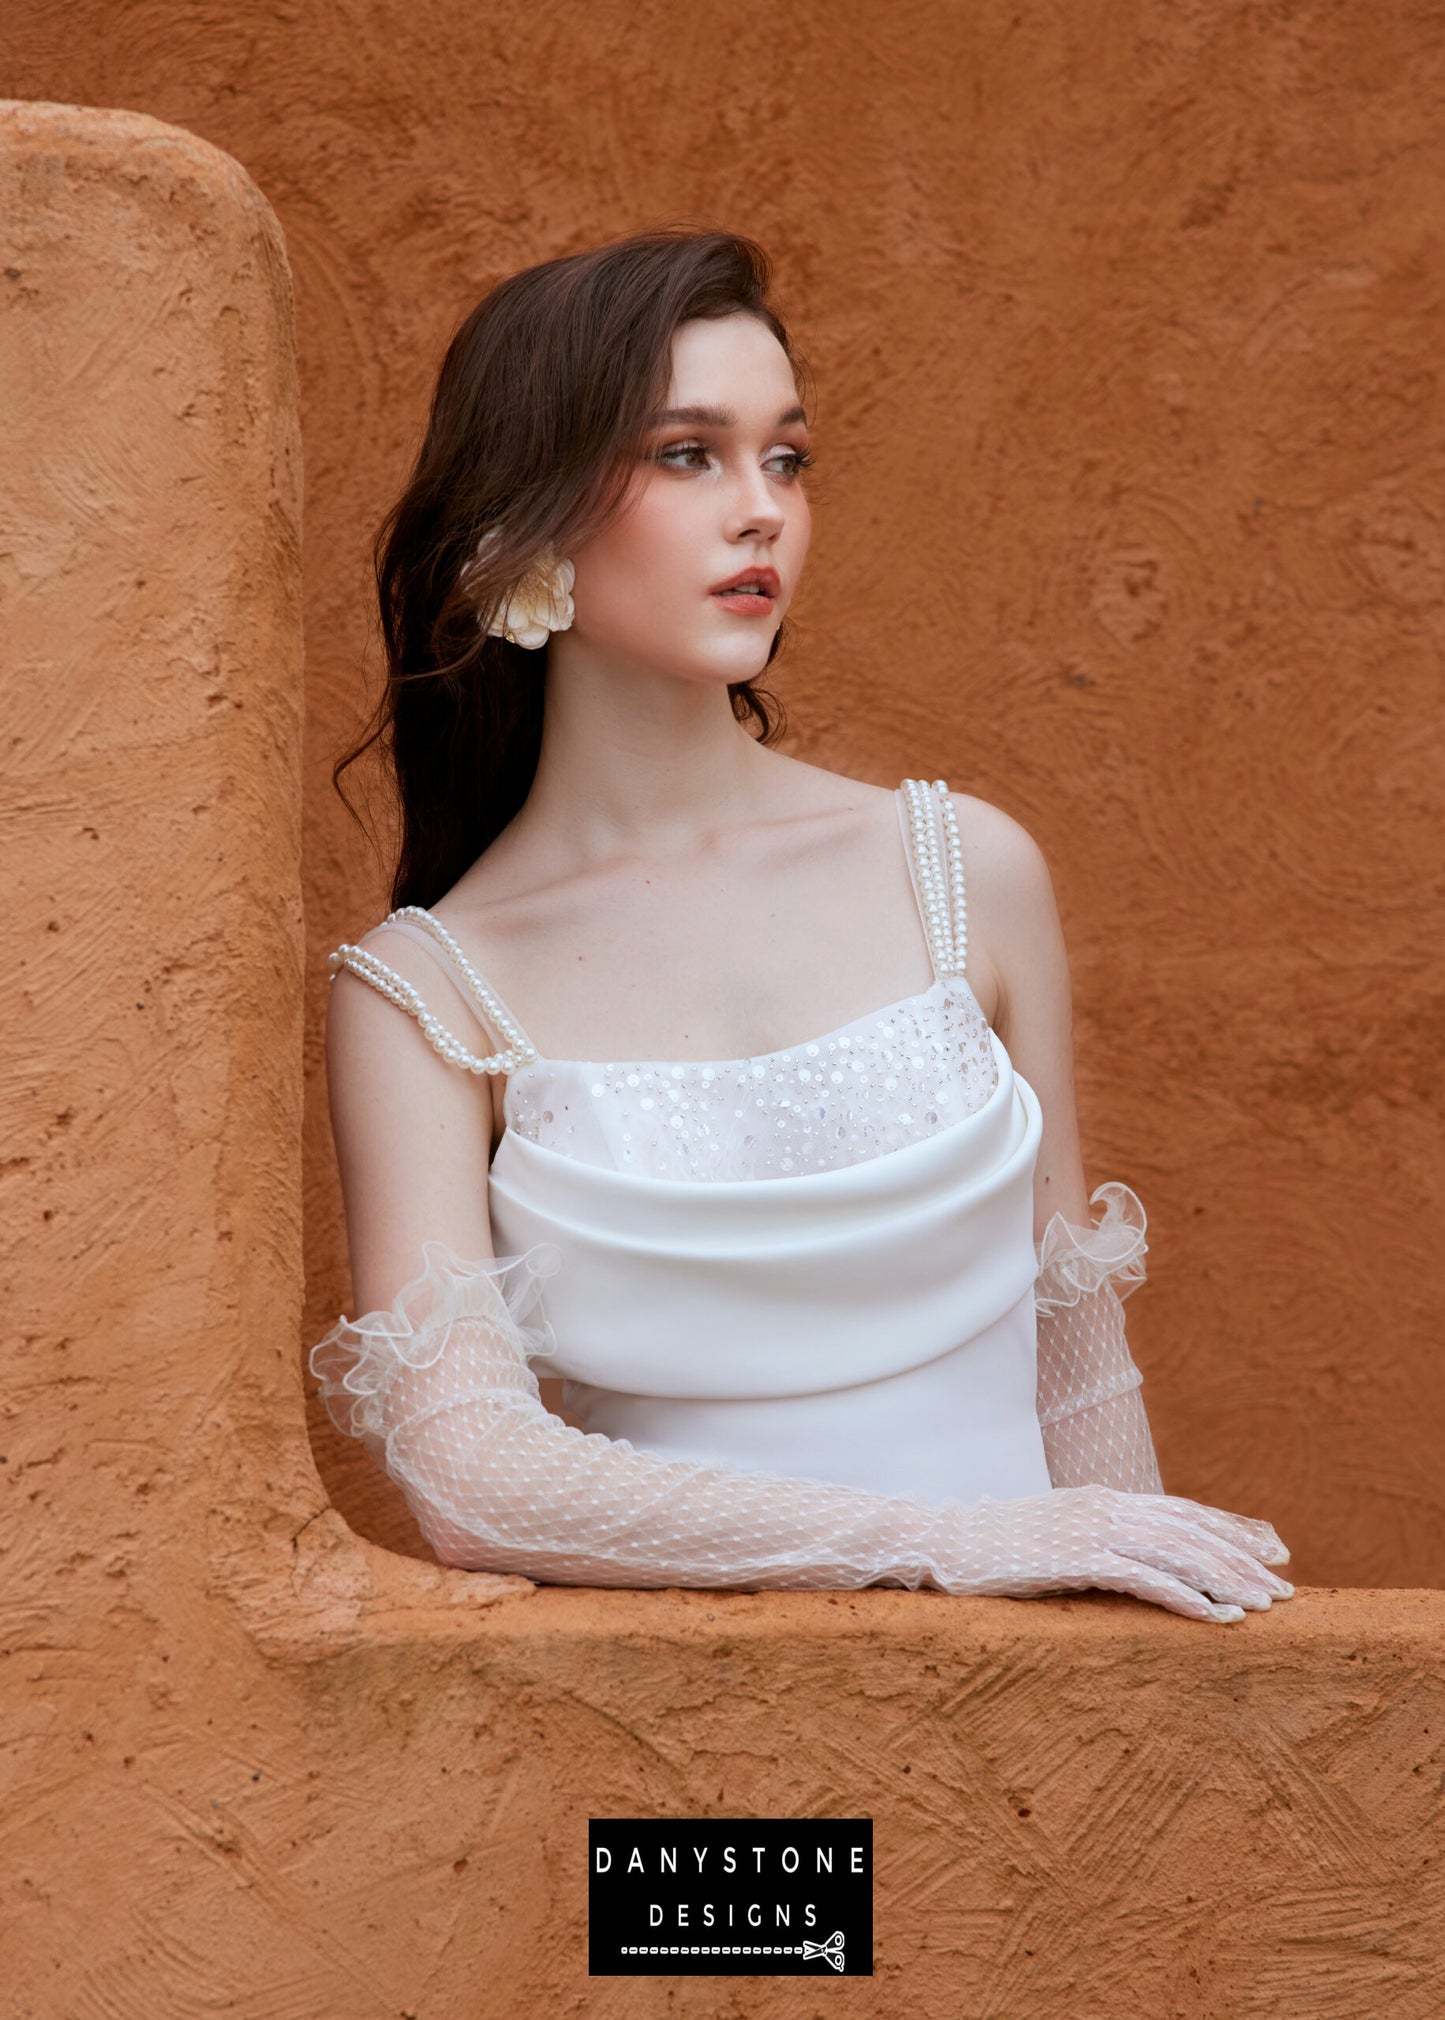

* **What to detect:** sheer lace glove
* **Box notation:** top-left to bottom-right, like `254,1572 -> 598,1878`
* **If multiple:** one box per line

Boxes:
1036,1283 -> 1164,1492
933,1485 -> 1291,1621
311,1242 -> 968,1594
310,1241 -> 1292,1621
1034,1181 -> 1165,1494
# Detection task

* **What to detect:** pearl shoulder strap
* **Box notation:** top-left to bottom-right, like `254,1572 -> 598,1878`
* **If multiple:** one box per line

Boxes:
326,906 -> 541,1079
900,778 -> 968,980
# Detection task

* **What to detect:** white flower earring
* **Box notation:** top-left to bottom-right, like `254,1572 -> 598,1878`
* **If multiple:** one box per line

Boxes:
463,526 -> 575,649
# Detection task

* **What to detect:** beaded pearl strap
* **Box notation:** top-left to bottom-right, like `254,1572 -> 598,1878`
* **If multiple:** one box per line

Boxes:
326,905 -> 540,1079
329,794 -> 966,1075
901,779 -> 968,979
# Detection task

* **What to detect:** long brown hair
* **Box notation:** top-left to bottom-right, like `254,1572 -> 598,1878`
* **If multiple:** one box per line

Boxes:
333,226 -> 808,911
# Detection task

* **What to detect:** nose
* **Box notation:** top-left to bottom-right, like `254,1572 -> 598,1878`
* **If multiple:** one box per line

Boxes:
723,461 -> 787,544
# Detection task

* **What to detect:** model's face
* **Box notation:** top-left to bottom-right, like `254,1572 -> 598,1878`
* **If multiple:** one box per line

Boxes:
561,313 -> 812,687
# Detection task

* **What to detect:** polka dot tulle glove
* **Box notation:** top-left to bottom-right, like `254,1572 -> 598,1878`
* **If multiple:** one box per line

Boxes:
311,1243 -> 964,1593
1033,1181 -> 1163,1493
1036,1283 -> 1165,1493
1002,1180 -> 1295,1617
930,1486 -> 1292,1622
309,1240 -> 1291,1620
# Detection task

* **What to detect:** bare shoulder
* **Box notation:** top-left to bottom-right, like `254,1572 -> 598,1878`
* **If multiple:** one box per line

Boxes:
326,921 -> 495,1082
948,791 -> 1094,1229
325,922 -> 499,1313
947,791 -> 1055,904
946,792 -> 1065,1040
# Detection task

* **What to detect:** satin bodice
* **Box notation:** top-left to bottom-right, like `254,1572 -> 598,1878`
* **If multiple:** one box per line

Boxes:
487,1019 -> 1053,1501
500,966 -> 1000,1182
329,779 -> 1056,1504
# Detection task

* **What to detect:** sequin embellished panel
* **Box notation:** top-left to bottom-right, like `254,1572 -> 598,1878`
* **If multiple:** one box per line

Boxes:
502,975 -> 999,1182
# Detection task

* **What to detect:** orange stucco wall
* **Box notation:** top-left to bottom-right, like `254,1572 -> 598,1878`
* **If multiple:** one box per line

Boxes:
6,96 -> 1445,2020
7,2 -> 1442,1585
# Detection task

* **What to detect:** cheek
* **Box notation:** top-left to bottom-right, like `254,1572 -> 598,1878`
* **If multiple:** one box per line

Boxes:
574,482 -> 696,611
787,493 -> 812,560
616,484 -> 697,578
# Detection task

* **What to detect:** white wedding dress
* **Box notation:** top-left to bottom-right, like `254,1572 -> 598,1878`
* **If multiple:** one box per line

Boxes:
311,778 -> 1166,1590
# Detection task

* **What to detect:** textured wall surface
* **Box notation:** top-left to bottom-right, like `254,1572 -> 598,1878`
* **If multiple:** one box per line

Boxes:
4,4 -> 1443,1585
4,97 -> 1444,2020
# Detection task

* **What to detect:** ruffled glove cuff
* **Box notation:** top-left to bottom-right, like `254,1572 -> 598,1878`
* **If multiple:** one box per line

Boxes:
1032,1183 -> 1163,1492
1034,1179 -> 1149,1319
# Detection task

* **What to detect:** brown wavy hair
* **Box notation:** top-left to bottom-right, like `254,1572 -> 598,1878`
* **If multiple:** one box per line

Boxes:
333,225 -> 808,911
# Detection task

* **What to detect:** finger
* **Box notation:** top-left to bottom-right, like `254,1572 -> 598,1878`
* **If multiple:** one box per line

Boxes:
1200,1507 -> 1290,1562
1120,1514 -> 1283,1600
1118,1518 -> 1294,1609
1091,1555 -> 1247,1623
1135,1504 -> 1295,1588
1152,1495 -> 1289,1563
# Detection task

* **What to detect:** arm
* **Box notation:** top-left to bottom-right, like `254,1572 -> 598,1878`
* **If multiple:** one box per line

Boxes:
1032,1191 -> 1164,1495
316,927 -> 1288,1614
958,797 -> 1165,1492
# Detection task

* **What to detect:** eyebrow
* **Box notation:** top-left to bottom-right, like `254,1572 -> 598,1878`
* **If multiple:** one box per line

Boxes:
648,402 -> 809,429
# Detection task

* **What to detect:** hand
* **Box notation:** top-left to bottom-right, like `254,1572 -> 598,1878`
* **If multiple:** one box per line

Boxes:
936,1484 -> 1295,1622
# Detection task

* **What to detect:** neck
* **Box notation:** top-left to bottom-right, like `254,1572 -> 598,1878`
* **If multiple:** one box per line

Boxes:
518,645 -> 783,863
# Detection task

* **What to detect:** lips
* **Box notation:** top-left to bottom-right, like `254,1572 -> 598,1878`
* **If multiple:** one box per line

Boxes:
710,565 -> 781,597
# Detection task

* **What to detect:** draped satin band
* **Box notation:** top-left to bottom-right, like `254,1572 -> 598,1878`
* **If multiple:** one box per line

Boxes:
562,1286 -> 1054,1503
486,1028 -> 1044,1402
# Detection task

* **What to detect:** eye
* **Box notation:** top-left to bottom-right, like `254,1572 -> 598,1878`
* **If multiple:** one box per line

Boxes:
653,440 -> 714,470
652,440 -> 816,477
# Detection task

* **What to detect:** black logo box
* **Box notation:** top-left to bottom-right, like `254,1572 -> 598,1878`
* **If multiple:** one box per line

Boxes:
589,1817 -> 873,1977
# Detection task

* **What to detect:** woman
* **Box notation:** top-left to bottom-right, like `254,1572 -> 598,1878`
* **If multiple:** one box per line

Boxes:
312,227 -> 1294,1623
